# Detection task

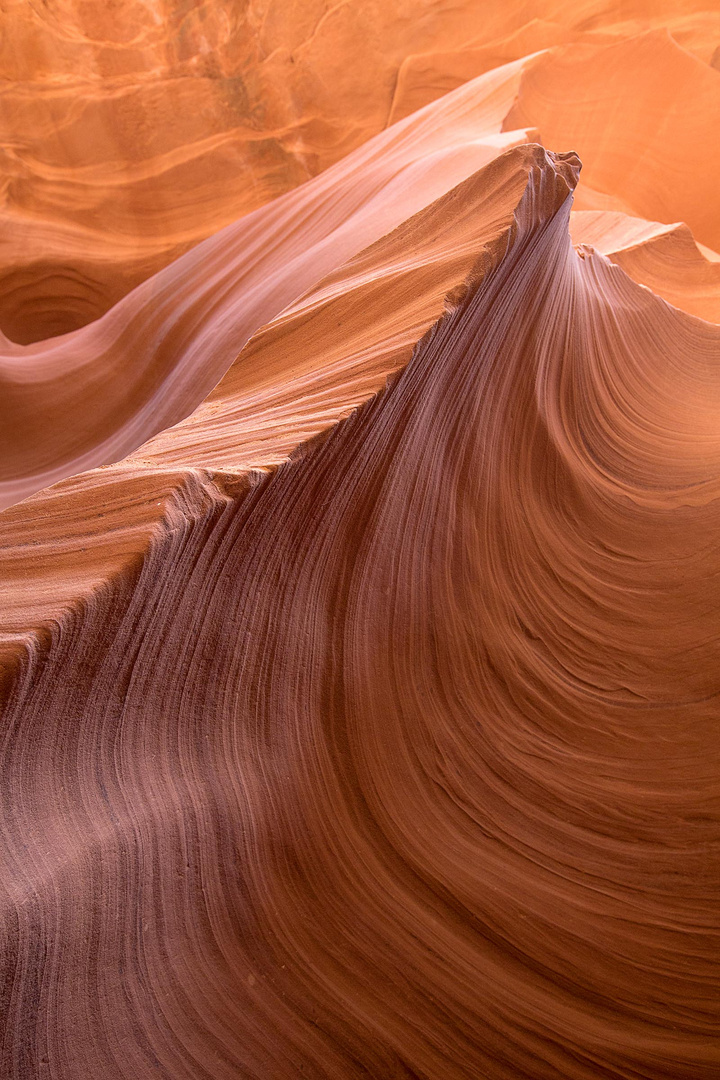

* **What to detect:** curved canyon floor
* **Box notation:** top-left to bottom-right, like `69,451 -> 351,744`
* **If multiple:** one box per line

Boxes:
1,2 -> 720,1078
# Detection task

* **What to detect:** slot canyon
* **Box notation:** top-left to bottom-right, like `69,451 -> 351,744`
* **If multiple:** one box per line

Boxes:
1,3 -> 719,1077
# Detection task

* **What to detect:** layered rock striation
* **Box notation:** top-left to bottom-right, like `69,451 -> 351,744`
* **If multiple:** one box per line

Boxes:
1,5 -> 720,1079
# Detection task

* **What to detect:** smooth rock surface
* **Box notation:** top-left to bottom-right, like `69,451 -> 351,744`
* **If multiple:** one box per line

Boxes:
1,4 -> 720,1078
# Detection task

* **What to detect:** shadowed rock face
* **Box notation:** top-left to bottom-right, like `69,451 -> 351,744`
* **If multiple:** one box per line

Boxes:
2,5 -> 720,1079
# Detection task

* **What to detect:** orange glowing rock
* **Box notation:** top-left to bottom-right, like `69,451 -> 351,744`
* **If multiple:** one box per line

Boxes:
1,5 -> 720,1078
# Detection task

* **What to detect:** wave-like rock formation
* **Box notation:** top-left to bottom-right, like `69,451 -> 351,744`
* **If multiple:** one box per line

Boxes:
0,54 -> 539,511
3,1 -> 719,342
2,4 -> 720,1078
